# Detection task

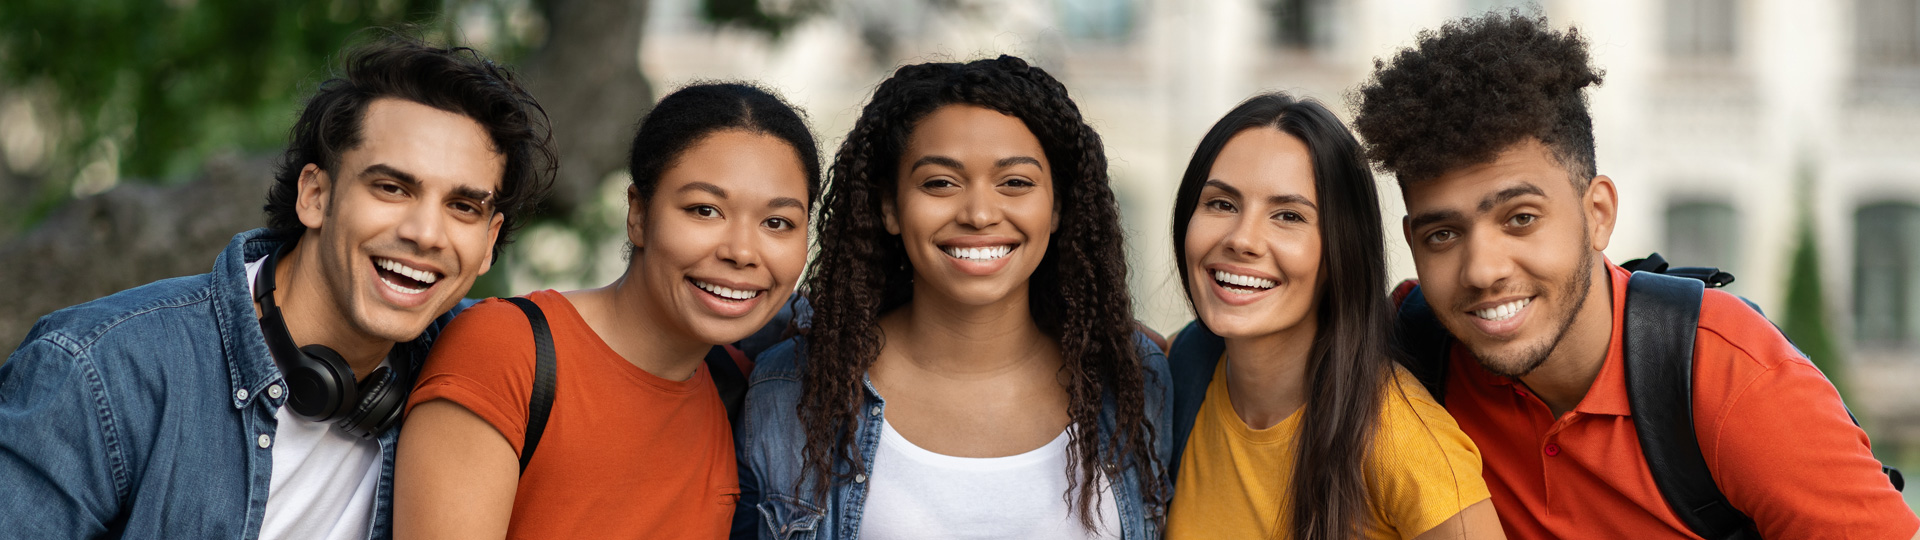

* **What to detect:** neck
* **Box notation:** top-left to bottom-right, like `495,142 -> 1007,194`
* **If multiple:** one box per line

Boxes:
888,279 -> 1053,378
578,270 -> 713,382
1221,320 -> 1315,430
267,240 -> 393,381
1516,257 -> 1614,417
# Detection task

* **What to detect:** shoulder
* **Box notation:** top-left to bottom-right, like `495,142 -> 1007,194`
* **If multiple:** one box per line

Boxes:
20,274 -> 217,356
1694,289 -> 1807,371
748,335 -> 808,386
1130,329 -> 1170,380
1373,365 -> 1477,458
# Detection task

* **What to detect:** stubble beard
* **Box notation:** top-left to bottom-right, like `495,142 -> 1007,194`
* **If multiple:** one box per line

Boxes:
1473,232 -> 1596,378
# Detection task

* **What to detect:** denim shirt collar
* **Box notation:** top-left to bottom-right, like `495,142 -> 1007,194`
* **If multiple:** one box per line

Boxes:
212,228 -> 297,410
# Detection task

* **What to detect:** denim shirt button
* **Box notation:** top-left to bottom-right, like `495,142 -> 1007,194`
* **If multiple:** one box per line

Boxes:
868,406 -> 881,417
257,434 -> 272,449
267,384 -> 283,399
854,473 -> 867,483
235,388 -> 249,402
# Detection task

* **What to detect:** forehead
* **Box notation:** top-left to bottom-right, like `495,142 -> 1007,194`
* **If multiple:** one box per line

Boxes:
657,130 -> 810,203
902,104 -> 1048,169
1208,127 -> 1316,201
1402,138 -> 1575,213
343,98 -> 506,191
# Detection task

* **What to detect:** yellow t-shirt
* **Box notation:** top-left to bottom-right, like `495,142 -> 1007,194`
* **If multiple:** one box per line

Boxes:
1165,357 -> 1490,540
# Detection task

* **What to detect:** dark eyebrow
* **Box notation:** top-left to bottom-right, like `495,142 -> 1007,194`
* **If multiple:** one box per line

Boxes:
1268,194 -> 1318,211
1203,179 -> 1242,198
995,156 -> 1042,170
680,181 -> 728,198
1408,209 -> 1467,232
363,163 -> 495,210
769,197 -> 805,210
1478,183 -> 1546,213
909,155 -> 965,173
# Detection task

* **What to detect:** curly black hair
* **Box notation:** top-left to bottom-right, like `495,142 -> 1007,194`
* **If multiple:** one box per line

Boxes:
798,55 -> 1162,529
1350,12 -> 1604,187
265,34 -> 556,262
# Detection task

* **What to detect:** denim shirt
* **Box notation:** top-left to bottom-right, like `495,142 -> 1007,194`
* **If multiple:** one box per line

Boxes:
0,228 -> 455,539
733,332 -> 1173,540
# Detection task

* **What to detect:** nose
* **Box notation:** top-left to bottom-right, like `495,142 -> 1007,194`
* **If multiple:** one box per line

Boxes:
394,199 -> 450,254
1459,231 -> 1515,292
715,218 -> 762,269
1220,214 -> 1265,259
955,185 -> 1003,230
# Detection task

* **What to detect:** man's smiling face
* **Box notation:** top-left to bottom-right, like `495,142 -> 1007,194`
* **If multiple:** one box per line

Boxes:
296,98 -> 506,344
1401,138 -> 1614,377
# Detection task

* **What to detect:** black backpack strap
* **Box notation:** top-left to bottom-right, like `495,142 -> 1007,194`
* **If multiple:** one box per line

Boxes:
704,345 -> 748,427
504,297 -> 557,476
1166,320 -> 1226,486
1394,285 -> 1453,404
1623,272 -> 1760,540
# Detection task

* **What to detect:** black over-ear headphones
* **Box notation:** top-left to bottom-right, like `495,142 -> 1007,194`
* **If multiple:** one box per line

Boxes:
253,242 -> 406,439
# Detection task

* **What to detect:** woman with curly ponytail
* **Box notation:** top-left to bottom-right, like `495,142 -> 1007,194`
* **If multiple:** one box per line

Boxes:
732,55 -> 1171,539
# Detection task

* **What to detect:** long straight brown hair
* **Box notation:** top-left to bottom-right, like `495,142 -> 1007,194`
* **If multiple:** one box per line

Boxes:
1171,93 -> 1395,539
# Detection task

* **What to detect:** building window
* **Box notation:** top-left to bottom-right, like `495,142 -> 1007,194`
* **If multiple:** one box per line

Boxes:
1857,0 -> 1920,69
1664,200 -> 1742,270
1855,201 -> 1920,347
1665,0 -> 1740,59
1056,0 -> 1135,42
1269,0 -> 1333,49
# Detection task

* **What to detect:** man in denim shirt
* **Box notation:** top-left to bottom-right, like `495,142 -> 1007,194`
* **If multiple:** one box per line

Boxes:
0,37 -> 553,539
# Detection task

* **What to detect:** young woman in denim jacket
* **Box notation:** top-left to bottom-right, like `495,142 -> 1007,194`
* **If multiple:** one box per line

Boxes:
733,56 -> 1171,540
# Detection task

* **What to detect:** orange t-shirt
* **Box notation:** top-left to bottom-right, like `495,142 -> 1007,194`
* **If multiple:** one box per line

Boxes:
1432,263 -> 1917,539
406,290 -> 738,539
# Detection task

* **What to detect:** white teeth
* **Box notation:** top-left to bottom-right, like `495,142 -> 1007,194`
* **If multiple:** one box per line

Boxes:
376,258 -> 438,284
379,276 -> 427,295
693,279 -> 763,301
1212,270 -> 1276,291
942,245 -> 1014,261
1474,298 -> 1533,321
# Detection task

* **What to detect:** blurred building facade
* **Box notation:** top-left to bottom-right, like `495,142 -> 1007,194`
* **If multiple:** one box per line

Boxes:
635,0 -> 1920,498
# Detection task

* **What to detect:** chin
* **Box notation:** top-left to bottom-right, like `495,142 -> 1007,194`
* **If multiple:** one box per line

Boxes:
1466,339 -> 1554,377
685,318 -> 765,346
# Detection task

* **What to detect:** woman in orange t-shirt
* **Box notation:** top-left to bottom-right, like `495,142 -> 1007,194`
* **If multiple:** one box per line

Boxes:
391,83 -> 821,539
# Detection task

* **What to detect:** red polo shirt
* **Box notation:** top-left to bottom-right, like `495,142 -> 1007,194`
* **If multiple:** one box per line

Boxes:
1420,262 -> 1916,539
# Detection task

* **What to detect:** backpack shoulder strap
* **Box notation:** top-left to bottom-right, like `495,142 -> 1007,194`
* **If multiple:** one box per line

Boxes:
1166,320 -> 1225,486
1393,284 -> 1453,404
704,344 -> 749,427
503,296 -> 558,476
1623,272 -> 1759,540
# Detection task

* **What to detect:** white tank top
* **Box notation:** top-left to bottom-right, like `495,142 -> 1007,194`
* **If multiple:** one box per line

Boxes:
858,419 -> 1123,540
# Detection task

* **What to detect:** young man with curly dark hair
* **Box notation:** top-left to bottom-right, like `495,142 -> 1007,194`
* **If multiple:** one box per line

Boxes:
1352,12 -> 1918,540
0,36 -> 553,539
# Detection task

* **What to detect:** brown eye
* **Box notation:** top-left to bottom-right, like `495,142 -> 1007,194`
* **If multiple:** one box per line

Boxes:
1204,199 -> 1236,213
1508,214 -> 1537,227
688,205 -> 721,218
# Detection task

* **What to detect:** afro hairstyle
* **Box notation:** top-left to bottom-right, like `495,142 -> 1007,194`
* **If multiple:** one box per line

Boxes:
1350,12 -> 1605,188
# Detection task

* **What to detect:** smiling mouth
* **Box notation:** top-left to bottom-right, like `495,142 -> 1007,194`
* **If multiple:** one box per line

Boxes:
942,245 -> 1015,261
1212,270 -> 1276,295
374,257 -> 440,295
690,278 -> 764,302
1472,297 -> 1532,321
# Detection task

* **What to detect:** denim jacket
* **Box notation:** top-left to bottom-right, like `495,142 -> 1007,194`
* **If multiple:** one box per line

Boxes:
0,229 -> 455,539
732,332 -> 1173,540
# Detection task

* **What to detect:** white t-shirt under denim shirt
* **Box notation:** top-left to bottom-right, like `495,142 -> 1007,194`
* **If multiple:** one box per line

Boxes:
859,419 -> 1122,540
246,256 -> 382,540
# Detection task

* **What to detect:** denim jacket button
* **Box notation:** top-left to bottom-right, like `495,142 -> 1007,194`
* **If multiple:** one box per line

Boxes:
235,388 -> 249,402
267,384 -> 283,399
868,406 -> 881,417
854,473 -> 867,483
256,434 -> 272,448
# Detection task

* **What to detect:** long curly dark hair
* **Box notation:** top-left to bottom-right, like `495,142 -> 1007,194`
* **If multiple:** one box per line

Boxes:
797,55 -> 1162,528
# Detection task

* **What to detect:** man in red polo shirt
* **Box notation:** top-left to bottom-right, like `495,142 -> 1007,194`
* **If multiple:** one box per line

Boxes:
1350,12 -> 1918,539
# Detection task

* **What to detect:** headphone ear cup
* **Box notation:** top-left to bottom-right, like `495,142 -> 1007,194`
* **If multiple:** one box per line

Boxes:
337,366 -> 404,440
284,344 -> 357,422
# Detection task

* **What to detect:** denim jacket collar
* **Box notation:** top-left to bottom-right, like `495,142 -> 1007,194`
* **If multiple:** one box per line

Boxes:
214,229 -> 294,410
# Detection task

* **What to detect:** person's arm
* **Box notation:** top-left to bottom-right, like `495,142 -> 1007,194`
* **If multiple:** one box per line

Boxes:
0,338 -> 123,538
1411,499 -> 1506,540
393,399 -> 520,540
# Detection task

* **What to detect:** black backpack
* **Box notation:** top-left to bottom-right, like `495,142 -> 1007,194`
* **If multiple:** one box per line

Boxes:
502,296 -> 748,475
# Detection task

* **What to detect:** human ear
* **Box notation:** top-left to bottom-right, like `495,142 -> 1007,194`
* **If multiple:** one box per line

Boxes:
1584,175 -> 1618,252
882,194 -> 900,235
296,164 -> 331,229
626,184 -> 647,251
480,212 -> 504,275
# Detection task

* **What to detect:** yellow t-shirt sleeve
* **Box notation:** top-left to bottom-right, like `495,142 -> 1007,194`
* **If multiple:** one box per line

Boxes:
1365,367 -> 1493,539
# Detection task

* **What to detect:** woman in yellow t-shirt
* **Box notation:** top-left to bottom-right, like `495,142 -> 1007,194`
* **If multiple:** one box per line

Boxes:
1162,92 -> 1505,540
